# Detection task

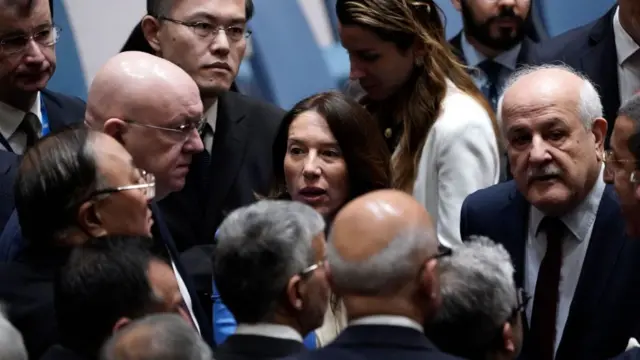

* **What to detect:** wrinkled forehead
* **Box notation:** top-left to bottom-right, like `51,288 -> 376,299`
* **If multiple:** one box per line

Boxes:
500,85 -> 580,132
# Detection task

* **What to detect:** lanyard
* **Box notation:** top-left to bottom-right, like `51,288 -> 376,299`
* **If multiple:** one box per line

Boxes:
0,96 -> 48,153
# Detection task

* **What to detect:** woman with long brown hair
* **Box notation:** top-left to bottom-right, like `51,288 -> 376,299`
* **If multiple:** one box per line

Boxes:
336,0 -> 501,248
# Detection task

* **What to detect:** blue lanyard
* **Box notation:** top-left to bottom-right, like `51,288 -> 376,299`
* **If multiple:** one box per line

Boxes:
40,95 -> 49,136
0,95 -> 49,153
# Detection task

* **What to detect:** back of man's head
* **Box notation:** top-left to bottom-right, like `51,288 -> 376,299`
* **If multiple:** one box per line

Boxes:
100,314 -> 211,360
0,304 -> 27,360
55,235 -> 163,357
214,200 -> 326,330
425,236 -> 522,360
15,126 -> 106,245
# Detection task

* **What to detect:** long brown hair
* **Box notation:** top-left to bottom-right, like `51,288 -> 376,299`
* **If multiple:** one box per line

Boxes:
336,0 -> 500,191
269,91 -> 391,203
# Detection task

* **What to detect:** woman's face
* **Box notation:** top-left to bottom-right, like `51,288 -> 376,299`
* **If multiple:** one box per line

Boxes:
339,24 -> 417,100
284,111 -> 350,218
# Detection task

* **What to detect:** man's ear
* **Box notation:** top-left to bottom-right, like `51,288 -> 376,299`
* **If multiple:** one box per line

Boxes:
141,15 -> 162,54
103,118 -> 128,144
76,201 -> 107,239
286,275 -> 304,311
502,321 -> 516,353
591,117 -> 608,153
112,317 -> 131,333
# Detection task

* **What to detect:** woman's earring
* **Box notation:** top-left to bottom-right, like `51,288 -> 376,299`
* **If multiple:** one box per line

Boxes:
415,57 -> 424,67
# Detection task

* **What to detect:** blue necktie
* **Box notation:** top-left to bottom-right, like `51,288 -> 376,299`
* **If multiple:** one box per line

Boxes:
478,60 -> 502,111
303,331 -> 316,349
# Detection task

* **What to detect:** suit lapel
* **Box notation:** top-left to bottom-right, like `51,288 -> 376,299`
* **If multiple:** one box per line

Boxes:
556,186 -> 626,359
579,8 -> 619,142
200,92 -> 249,239
501,186 -> 529,287
41,89 -> 80,132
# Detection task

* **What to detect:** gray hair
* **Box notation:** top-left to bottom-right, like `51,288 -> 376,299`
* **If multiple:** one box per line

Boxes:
100,314 -> 211,360
426,236 -> 517,358
497,63 -> 602,134
213,200 -> 325,323
0,304 -> 27,360
327,226 -> 436,295
618,94 -> 640,164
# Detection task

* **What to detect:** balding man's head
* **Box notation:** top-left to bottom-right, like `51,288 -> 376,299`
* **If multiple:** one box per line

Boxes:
86,51 -> 204,199
327,190 -> 441,312
498,64 -> 607,216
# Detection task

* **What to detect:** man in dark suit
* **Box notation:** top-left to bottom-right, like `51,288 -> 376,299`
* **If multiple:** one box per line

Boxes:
213,201 -> 329,360
460,64 -> 640,360
526,0 -> 640,148
141,0 -> 284,315
448,0 -> 537,110
285,189 -> 463,360
0,0 -> 86,233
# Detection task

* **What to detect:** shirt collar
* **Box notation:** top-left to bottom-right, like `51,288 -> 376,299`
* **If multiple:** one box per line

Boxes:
613,6 -> 640,65
235,323 -> 303,342
204,99 -> 218,133
0,92 -> 42,144
349,315 -> 423,333
530,165 -> 606,242
460,32 -> 521,71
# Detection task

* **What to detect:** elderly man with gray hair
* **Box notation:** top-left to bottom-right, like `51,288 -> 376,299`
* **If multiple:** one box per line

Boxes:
212,200 -> 330,360
461,63 -> 640,360
425,236 -> 525,360
0,304 -> 27,360
100,313 -> 211,360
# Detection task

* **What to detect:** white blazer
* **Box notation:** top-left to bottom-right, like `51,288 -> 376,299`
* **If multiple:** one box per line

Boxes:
412,81 -> 500,248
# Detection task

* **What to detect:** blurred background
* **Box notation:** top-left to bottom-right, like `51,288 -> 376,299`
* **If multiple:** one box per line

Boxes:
51,0 -> 616,109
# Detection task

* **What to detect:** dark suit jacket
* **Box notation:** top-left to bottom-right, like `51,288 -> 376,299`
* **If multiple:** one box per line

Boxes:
525,6 -> 618,147
157,91 -> 284,310
280,325 -> 463,360
460,181 -> 640,360
215,334 -> 306,360
0,247 -> 70,359
612,348 -> 640,360
449,32 -> 535,68
0,89 -> 85,234
39,345 -> 88,360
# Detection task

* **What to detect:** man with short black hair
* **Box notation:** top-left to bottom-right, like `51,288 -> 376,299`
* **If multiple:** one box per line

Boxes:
213,200 -> 329,360
0,0 -> 85,232
41,235 -> 193,360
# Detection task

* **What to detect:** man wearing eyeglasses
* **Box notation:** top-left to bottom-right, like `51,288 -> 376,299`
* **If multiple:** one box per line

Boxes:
0,0 -> 85,233
425,236 -> 525,360
605,94 -> 640,360
140,0 -> 285,320
213,200 -> 330,360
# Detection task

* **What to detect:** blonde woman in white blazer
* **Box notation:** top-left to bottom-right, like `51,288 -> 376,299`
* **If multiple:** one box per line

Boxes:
336,0 -> 501,248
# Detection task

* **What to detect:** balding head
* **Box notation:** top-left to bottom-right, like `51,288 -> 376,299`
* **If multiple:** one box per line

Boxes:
86,51 -> 204,199
328,190 -> 439,296
498,64 -> 606,216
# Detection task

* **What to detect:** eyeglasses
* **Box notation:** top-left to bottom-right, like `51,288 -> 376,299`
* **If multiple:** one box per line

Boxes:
603,150 -> 637,166
125,118 -> 206,141
0,25 -> 61,55
89,169 -> 156,200
299,259 -> 327,278
159,17 -> 252,42
514,288 -> 531,314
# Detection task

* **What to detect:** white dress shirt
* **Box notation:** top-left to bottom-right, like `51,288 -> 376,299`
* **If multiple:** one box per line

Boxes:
524,166 -> 605,357
349,315 -> 423,333
203,100 -> 219,153
0,92 -> 43,154
235,323 -> 303,342
169,259 -> 201,334
613,7 -> 640,104
413,81 -> 500,248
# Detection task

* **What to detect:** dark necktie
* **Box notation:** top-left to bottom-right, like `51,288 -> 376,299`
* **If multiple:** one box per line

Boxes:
19,112 -> 39,149
478,60 -> 502,111
529,216 -> 566,360
199,122 -> 212,167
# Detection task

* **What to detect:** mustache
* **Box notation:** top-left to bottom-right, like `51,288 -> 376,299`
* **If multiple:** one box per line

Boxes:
486,7 -> 524,25
527,165 -> 563,182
